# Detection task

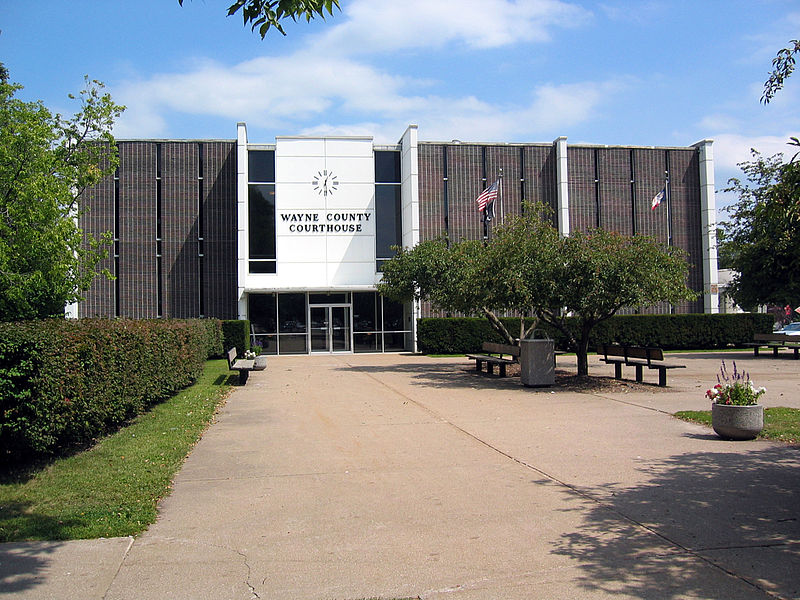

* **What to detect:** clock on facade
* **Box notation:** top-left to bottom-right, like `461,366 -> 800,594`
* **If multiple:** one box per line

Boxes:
312,170 -> 339,197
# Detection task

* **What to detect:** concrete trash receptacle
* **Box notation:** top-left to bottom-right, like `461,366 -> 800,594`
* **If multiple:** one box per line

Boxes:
520,333 -> 555,387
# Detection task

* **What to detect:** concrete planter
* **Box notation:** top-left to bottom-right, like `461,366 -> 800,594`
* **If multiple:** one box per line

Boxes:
711,403 -> 764,441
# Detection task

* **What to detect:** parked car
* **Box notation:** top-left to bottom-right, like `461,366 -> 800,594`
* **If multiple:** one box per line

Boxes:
777,322 -> 800,335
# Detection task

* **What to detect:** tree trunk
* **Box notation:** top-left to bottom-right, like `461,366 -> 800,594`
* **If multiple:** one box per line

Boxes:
576,326 -> 593,377
522,316 -> 539,340
576,341 -> 590,376
482,308 -> 516,345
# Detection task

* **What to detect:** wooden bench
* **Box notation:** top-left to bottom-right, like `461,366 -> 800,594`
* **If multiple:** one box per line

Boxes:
227,347 -> 266,384
743,333 -> 800,359
466,342 -> 520,377
597,344 -> 685,387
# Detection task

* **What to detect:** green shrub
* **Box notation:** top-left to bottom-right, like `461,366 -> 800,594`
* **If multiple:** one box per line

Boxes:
222,320 -> 250,356
417,313 -> 774,354
0,318 -> 222,463
197,319 -> 224,358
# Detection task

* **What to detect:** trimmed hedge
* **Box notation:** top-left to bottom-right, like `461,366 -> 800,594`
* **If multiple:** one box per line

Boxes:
417,313 -> 775,355
0,318 -> 223,462
222,320 -> 250,356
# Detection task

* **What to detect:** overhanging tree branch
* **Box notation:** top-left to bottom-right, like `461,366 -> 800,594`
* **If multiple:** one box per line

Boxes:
762,39 -> 800,104
178,0 -> 340,38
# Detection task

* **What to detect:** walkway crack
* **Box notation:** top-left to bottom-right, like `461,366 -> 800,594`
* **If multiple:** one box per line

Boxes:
101,536 -> 135,600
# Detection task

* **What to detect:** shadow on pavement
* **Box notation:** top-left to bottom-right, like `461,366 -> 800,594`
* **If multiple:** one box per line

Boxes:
0,539 -> 63,594
345,360 -> 525,391
552,445 -> 800,599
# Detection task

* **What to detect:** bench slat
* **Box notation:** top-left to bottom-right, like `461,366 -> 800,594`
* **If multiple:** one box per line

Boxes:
481,342 -> 520,357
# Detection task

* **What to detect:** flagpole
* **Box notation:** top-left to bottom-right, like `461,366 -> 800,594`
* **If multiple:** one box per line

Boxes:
665,156 -> 672,247
498,168 -> 504,225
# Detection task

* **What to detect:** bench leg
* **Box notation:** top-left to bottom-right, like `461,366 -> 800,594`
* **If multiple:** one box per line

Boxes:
754,346 -> 759,356
658,368 -> 667,387
614,363 -> 622,380
239,370 -> 249,385
773,346 -> 780,357
499,363 -> 507,377
487,362 -> 494,375
794,348 -> 799,360
635,365 -> 643,383
475,360 -> 483,373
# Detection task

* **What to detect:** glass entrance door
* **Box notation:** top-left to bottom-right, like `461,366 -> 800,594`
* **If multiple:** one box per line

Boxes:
310,305 -> 351,353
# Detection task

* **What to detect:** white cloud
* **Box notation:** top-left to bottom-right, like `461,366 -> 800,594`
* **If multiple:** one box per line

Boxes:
112,48 -> 623,143
698,114 -> 742,132
712,133 -> 796,171
110,0 -> 602,139
112,53 -> 417,137
313,0 -> 591,54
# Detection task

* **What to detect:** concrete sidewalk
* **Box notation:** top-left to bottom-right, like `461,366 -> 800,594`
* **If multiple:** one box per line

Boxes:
2,351 -> 799,599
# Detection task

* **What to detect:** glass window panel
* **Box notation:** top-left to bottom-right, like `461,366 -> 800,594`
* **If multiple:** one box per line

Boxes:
354,332 -> 381,353
375,151 -> 401,183
278,334 -> 308,354
278,293 -> 307,333
353,292 -> 377,332
249,260 -> 276,273
249,184 -> 276,259
248,150 -> 275,183
376,185 -> 402,260
383,331 -> 406,351
249,294 -> 277,333
308,293 -> 348,304
383,297 -> 405,331
253,334 -> 277,355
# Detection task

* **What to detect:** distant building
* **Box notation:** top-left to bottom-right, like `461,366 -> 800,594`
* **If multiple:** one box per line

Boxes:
718,268 -> 742,314
78,123 -> 719,354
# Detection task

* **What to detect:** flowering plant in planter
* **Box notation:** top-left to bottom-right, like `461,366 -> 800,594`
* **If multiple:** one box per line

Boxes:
705,360 -> 765,405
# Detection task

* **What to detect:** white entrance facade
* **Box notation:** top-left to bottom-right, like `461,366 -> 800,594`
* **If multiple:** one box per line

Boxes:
235,123 -> 420,354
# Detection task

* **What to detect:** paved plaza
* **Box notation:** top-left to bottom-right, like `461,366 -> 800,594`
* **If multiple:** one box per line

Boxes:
1,351 -> 799,599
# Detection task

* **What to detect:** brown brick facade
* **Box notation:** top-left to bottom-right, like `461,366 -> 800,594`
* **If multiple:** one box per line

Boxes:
417,141 -> 706,317
79,141 -> 238,319
80,137 -> 705,322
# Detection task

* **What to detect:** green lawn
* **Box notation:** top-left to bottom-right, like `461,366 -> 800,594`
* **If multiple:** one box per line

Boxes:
675,407 -> 800,444
0,359 -> 235,542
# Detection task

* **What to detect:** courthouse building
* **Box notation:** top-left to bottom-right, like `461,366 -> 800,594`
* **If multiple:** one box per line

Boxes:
76,123 -> 719,354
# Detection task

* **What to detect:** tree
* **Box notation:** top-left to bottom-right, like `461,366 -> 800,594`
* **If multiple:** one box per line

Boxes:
379,208 -> 696,376
178,0 -> 340,38
762,39 -> 800,104
721,151 -> 800,310
0,70 -> 124,320
378,207 -> 565,346
538,229 -> 696,376
715,227 -> 735,270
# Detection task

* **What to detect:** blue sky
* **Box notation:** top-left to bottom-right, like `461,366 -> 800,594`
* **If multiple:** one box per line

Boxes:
3,1 -> 800,210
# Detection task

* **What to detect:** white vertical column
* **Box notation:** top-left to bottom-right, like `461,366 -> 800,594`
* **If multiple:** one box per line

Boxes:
64,302 -> 78,319
400,124 -> 419,249
554,136 -> 570,237
694,139 -> 719,314
236,122 -> 248,320
399,124 -> 421,352
65,203 -> 79,318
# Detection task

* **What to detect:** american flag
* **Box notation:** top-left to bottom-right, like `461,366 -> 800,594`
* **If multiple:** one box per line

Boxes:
476,180 -> 499,212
